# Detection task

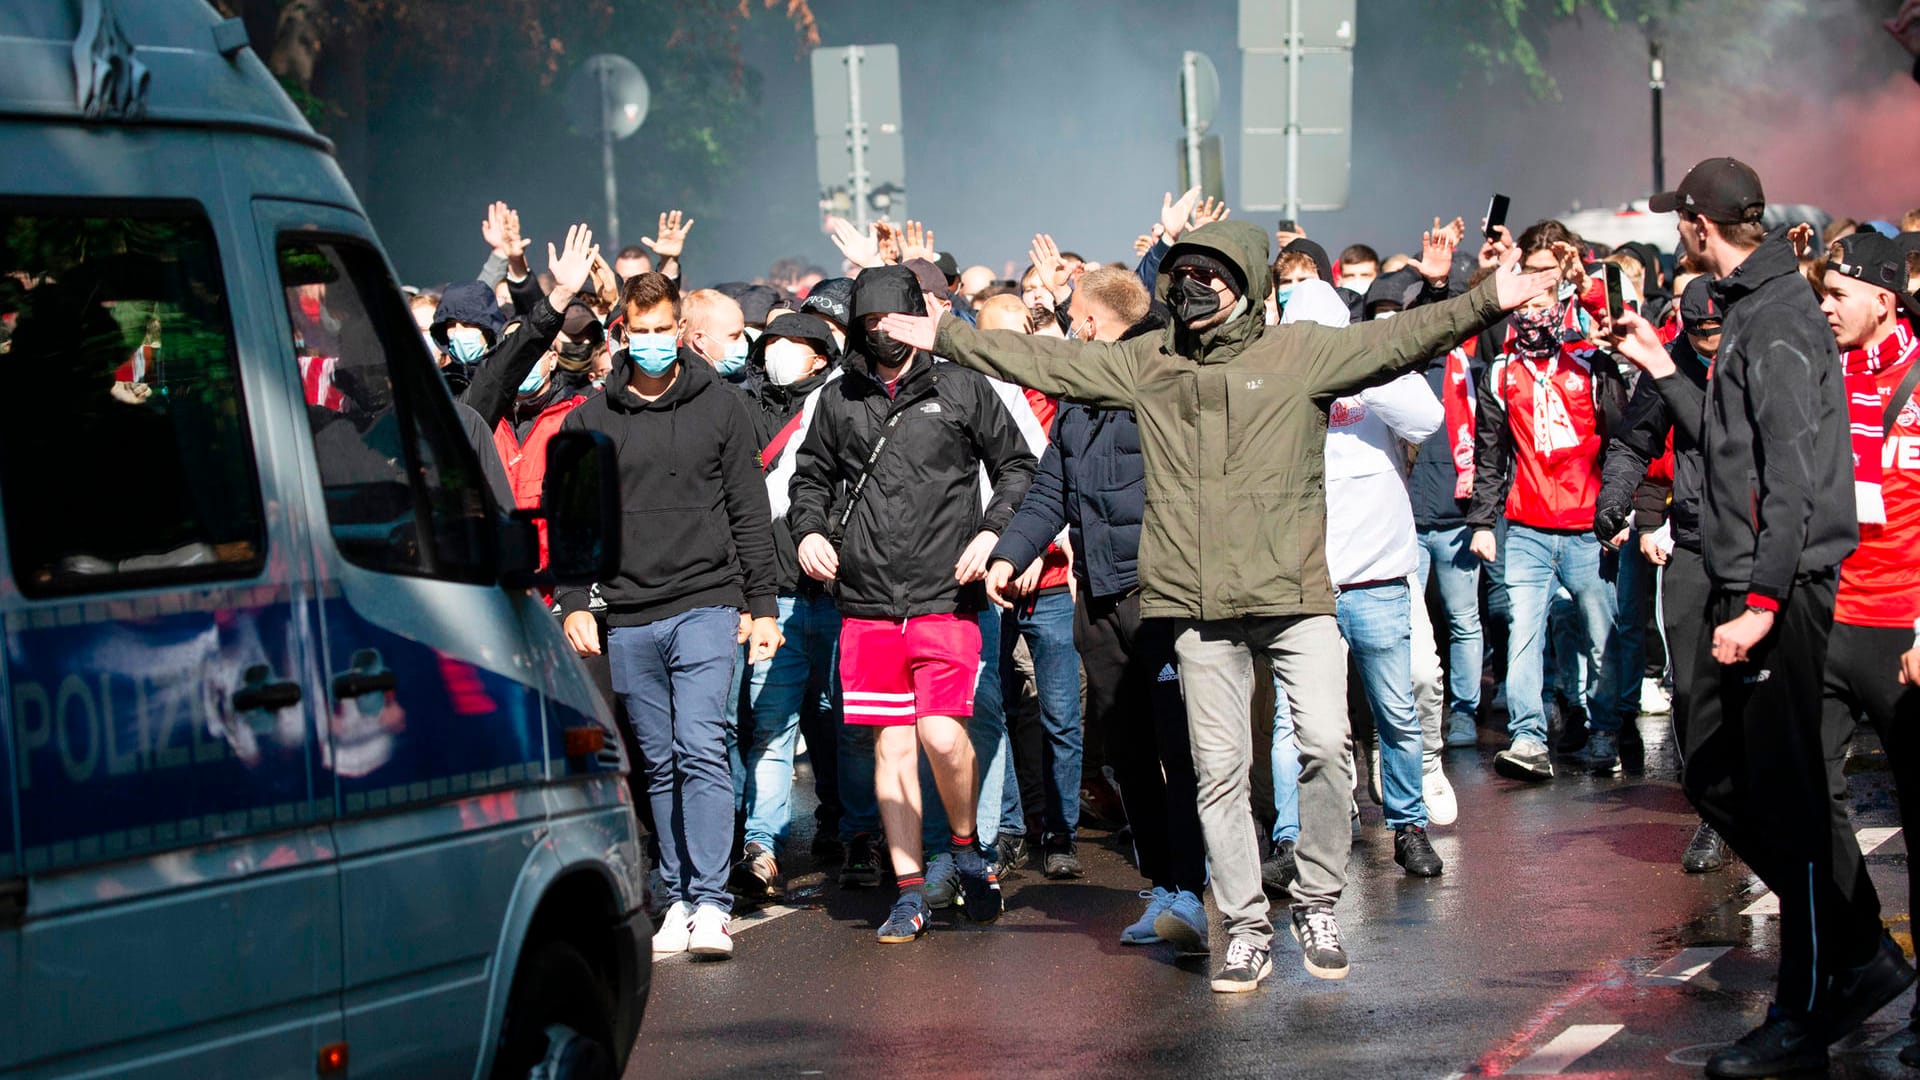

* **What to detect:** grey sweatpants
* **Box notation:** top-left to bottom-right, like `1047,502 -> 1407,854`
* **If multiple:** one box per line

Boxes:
1174,614 -> 1350,949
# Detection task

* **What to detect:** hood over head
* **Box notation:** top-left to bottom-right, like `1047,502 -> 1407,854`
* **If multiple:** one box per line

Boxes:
1362,267 -> 1426,317
849,265 -> 929,375
715,281 -> 783,328
1280,279 -> 1352,329
1283,238 -> 1335,284
1155,220 -> 1273,363
431,280 -> 506,346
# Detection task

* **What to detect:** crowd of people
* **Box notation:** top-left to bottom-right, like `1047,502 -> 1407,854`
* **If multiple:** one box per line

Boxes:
402,155 -> 1920,1078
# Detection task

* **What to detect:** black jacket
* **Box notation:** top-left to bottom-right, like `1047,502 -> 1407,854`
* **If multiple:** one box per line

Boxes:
990,312 -> 1164,599
553,351 -> 778,626
1599,337 -> 1708,553
788,267 -> 1036,619
1653,229 -> 1857,602
460,272 -> 562,430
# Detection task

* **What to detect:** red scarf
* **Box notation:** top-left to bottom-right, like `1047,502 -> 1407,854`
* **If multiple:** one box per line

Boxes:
1842,318 -> 1918,525
1443,340 -> 1477,498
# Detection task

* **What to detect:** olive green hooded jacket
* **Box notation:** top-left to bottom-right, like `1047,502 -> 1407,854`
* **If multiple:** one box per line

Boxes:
933,219 -> 1506,621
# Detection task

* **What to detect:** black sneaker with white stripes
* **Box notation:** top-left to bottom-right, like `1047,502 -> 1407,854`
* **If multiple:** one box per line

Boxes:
1209,934 -> 1272,993
1289,905 -> 1349,980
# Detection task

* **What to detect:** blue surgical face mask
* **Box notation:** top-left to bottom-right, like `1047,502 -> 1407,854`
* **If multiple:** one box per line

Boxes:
714,337 -> 749,378
1276,282 -> 1298,308
628,332 -> 678,377
446,327 -> 487,365
517,361 -> 547,395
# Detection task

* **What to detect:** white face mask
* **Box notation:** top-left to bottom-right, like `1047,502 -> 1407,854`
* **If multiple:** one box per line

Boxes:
763,338 -> 820,387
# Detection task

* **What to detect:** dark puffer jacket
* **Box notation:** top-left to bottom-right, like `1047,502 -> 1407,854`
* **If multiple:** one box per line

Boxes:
787,266 -> 1036,619
991,312 -> 1165,599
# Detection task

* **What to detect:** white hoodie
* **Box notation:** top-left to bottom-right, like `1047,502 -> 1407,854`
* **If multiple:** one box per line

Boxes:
1282,281 -> 1444,587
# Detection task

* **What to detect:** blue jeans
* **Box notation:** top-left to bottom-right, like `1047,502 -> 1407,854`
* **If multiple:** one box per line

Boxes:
742,595 -> 841,853
1590,542 -> 1652,735
1270,676 -> 1299,844
609,606 -> 741,913
995,592 -> 1084,839
1502,525 -> 1617,746
1337,582 -> 1425,830
1417,525 -> 1484,725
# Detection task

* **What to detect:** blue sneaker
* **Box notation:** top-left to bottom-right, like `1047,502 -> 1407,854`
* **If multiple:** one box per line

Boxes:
1121,887 -> 1177,945
952,845 -> 1002,923
1152,889 -> 1209,955
922,853 -> 958,909
875,892 -> 930,944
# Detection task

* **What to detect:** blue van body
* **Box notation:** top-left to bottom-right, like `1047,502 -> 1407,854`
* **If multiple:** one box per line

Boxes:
0,3 -> 650,1076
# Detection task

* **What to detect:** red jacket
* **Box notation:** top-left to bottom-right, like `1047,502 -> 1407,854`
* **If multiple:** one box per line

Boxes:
1468,342 -> 1607,532
493,395 -> 590,585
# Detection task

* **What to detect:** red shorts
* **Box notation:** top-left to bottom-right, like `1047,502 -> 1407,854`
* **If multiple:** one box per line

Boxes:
839,613 -> 982,726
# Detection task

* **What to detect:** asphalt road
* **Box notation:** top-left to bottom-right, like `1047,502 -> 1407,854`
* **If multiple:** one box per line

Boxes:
625,714 -> 1915,1079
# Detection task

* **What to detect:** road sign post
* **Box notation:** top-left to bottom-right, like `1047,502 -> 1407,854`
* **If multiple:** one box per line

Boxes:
1239,0 -> 1355,215
812,45 -> 905,228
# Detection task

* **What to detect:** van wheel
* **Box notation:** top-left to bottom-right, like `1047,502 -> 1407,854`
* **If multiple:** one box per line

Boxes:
492,940 -> 619,1080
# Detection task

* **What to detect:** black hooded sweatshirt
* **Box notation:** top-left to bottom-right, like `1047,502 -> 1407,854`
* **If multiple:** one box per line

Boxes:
788,266 -> 1036,620
553,350 -> 778,626
1653,229 -> 1857,604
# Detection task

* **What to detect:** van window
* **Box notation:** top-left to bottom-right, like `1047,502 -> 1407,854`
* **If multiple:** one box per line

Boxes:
275,238 -> 492,582
0,205 -> 266,595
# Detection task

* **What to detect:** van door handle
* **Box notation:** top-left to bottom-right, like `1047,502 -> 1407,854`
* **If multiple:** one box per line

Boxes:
333,671 -> 398,699
232,679 -> 303,712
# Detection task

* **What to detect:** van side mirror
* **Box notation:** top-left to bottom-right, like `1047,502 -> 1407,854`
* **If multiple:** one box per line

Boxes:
540,430 -> 621,585
497,430 -> 620,589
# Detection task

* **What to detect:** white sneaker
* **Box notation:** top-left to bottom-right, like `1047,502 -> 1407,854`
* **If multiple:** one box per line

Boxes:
652,900 -> 694,957
1640,677 -> 1671,716
687,903 -> 734,959
1423,758 -> 1458,826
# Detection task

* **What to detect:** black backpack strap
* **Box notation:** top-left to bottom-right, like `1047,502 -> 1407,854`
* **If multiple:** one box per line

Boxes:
1885,360 -> 1920,437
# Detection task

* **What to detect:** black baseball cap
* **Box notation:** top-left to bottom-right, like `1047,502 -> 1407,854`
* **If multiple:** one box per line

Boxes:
1678,276 -> 1721,331
935,251 -> 960,283
1827,232 -> 1920,323
1650,157 -> 1766,224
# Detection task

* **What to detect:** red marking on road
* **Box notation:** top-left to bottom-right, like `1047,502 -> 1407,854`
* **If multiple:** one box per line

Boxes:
1468,964 -> 1628,1076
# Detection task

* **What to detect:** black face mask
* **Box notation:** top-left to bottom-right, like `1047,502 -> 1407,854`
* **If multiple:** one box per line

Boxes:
1170,276 -> 1226,326
864,328 -> 915,368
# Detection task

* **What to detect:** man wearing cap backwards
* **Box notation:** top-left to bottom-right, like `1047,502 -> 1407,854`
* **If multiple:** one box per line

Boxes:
1612,157 -> 1915,1078
1817,232 -> 1920,1069
878,219 -> 1558,994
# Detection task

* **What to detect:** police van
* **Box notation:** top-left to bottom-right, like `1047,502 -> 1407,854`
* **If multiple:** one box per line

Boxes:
0,2 -> 650,1076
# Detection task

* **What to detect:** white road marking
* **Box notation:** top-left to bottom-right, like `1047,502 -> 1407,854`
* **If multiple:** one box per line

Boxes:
729,903 -> 805,933
1743,828 -> 1899,917
1642,946 -> 1732,984
1510,1024 -> 1625,1075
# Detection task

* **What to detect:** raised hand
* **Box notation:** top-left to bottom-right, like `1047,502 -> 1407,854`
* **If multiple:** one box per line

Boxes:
1433,215 -> 1467,249
482,201 -> 512,257
1191,196 -> 1231,229
1490,246 -> 1560,313
1477,223 -> 1514,270
874,221 -> 903,265
877,311 -> 939,351
641,210 -> 693,260
1788,222 -> 1816,260
1160,186 -> 1201,242
900,219 -> 938,264
826,216 -> 884,269
546,223 -> 599,308
1133,229 -> 1161,257
1609,307 -> 1675,378
1415,227 -> 1457,286
1029,233 -> 1072,301
1550,240 -> 1589,298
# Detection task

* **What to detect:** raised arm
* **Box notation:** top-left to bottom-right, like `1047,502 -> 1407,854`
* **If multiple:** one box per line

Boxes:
921,313 -> 1144,410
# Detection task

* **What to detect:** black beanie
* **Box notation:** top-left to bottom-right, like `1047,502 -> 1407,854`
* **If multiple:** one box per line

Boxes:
1166,250 -> 1245,295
